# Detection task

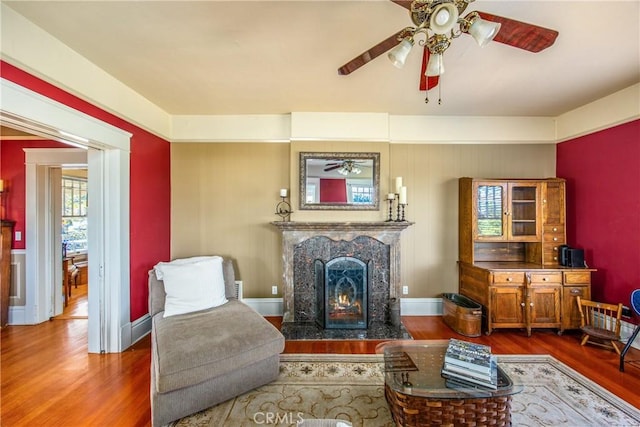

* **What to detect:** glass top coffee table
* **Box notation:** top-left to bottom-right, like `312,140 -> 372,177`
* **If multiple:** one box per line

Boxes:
376,340 -> 522,426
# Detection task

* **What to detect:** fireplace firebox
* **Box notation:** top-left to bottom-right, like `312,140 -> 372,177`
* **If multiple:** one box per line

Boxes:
316,257 -> 369,329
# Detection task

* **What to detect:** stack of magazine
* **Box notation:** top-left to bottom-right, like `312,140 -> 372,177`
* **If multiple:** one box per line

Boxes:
441,338 -> 498,390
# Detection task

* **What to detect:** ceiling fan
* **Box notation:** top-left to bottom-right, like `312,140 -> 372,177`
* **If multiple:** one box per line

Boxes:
338,0 -> 559,103
324,160 -> 367,175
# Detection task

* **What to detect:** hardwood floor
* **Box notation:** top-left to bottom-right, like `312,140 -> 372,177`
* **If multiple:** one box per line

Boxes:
1,316 -> 639,426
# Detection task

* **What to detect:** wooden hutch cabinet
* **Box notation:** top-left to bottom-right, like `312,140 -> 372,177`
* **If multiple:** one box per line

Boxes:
458,178 -> 593,336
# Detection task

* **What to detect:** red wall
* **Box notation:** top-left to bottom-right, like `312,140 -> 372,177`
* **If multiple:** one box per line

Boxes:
319,178 -> 347,203
1,61 -> 171,321
556,120 -> 640,306
1,140 -> 68,249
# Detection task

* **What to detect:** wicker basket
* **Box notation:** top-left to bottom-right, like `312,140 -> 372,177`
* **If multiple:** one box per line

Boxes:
385,383 -> 512,427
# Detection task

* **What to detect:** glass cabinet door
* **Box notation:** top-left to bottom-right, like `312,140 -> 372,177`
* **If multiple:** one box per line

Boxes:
509,183 -> 539,239
475,183 -> 506,239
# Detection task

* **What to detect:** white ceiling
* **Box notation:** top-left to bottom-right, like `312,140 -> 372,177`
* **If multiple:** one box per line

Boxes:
4,0 -> 640,117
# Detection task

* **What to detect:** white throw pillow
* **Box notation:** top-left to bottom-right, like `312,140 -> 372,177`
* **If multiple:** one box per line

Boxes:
154,256 -> 228,317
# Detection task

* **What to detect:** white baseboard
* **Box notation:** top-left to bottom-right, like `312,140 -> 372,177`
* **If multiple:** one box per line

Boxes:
8,306 -> 26,325
131,313 -> 151,344
620,319 -> 640,351
400,298 -> 442,316
244,298 -> 283,316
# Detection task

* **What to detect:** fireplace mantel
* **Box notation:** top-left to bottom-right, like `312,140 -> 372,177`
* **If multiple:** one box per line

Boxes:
271,221 -> 414,232
271,221 -> 413,323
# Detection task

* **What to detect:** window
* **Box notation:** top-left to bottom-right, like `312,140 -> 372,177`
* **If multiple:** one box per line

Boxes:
62,176 -> 88,254
477,185 -> 503,236
348,184 -> 373,204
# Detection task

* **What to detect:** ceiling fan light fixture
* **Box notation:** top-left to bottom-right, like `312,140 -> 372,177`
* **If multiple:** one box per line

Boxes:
425,53 -> 445,76
388,37 -> 414,68
467,15 -> 501,47
429,2 -> 459,35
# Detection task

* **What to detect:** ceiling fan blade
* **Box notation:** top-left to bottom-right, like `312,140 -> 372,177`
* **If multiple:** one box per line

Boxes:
389,0 -> 412,11
338,30 -> 405,75
324,165 -> 342,172
477,12 -> 559,53
419,47 -> 440,91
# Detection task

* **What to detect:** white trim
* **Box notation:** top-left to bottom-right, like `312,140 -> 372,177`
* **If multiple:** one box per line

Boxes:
171,114 -> 290,143
390,116 -> 556,144
290,112 -> 389,142
1,79 -> 131,150
2,81 -> 132,354
620,319 -> 640,351
556,83 -> 640,142
243,298 -> 284,317
131,314 -> 152,344
400,298 -> 443,316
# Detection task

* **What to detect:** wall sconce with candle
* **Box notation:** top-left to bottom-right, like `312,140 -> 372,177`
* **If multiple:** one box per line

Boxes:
275,188 -> 293,222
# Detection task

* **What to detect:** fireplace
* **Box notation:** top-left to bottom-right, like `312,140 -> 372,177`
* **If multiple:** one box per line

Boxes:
271,221 -> 413,339
317,257 -> 369,329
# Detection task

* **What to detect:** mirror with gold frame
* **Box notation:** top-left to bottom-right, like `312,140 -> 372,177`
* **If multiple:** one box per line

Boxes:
299,152 -> 380,210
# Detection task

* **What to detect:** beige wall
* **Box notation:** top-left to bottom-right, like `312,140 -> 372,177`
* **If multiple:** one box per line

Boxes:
390,144 -> 556,297
171,143 -> 289,297
171,142 -> 555,298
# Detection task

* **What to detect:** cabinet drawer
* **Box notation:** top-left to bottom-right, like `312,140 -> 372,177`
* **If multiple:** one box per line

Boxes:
493,272 -> 525,284
543,233 -> 565,243
543,244 -> 561,263
529,272 -> 562,284
563,271 -> 591,284
543,225 -> 565,234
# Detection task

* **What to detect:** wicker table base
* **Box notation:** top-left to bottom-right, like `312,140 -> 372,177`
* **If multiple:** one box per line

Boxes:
385,383 -> 512,427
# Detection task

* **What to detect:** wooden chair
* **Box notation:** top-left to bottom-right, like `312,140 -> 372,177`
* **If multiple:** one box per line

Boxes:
576,296 -> 623,354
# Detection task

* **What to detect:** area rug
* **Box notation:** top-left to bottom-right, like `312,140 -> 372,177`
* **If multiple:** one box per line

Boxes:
173,354 -> 640,427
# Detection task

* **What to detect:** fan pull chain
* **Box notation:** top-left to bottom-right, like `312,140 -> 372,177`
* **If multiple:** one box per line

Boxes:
438,78 -> 442,105
424,88 -> 429,104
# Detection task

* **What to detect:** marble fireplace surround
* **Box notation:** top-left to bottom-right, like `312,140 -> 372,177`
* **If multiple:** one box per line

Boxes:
271,222 -> 413,324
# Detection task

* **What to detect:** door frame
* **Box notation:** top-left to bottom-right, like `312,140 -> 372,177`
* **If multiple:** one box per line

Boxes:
1,78 -> 132,353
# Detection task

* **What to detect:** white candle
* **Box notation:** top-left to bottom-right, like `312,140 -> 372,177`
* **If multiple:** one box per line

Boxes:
395,177 -> 403,194
387,193 -> 395,200
280,188 -> 288,197
399,186 -> 407,204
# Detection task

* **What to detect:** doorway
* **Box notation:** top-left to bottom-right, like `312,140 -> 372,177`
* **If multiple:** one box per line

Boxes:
58,167 -> 89,320
2,77 -> 132,353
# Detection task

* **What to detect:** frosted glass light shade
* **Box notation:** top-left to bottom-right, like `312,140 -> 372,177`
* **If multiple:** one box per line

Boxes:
388,38 -> 414,68
429,3 -> 459,35
468,17 -> 501,47
425,53 -> 444,76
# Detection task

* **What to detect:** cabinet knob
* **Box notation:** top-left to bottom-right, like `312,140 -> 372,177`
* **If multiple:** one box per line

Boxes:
521,302 -> 525,307
506,277 -> 512,282
553,227 -> 558,232
570,289 -> 582,296
553,237 -> 558,241
530,302 -> 534,306
553,256 -> 558,260
542,277 -> 547,281
553,247 -> 558,251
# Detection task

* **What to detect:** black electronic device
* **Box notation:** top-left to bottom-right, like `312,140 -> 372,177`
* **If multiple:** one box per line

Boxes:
567,248 -> 585,267
559,245 -> 570,266
558,245 -> 585,267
